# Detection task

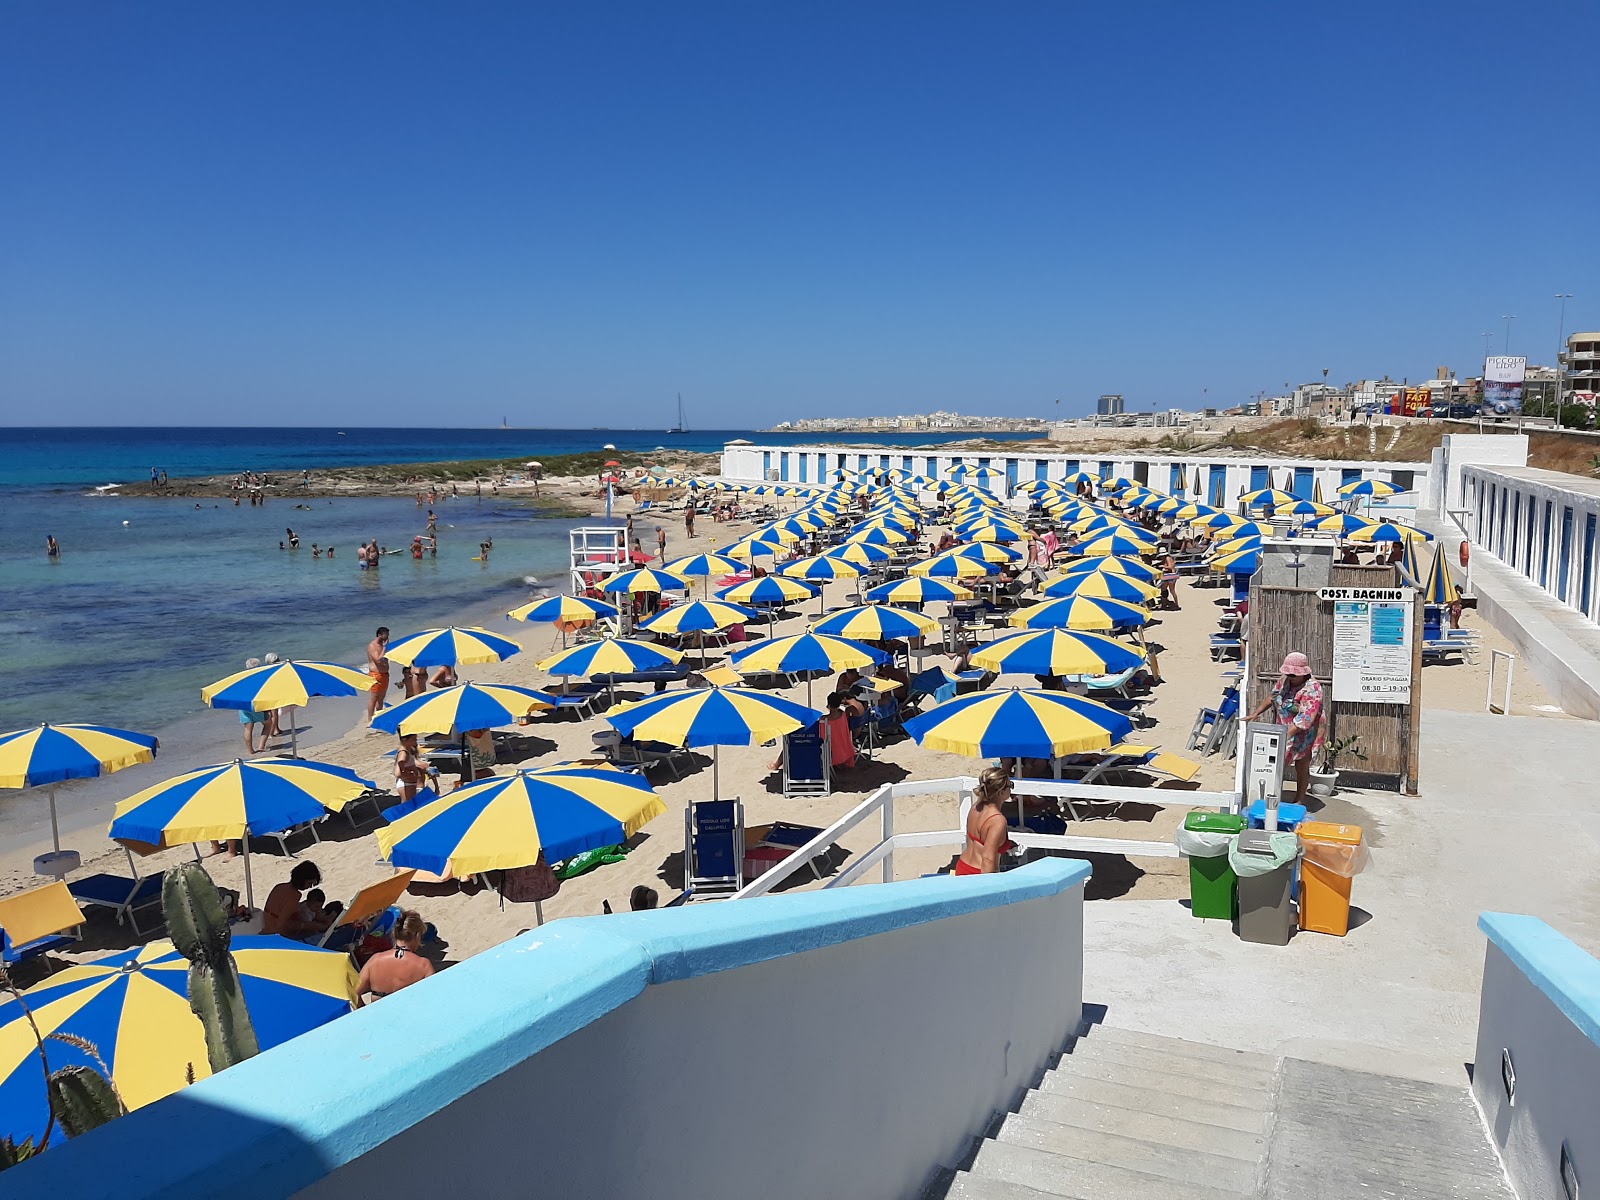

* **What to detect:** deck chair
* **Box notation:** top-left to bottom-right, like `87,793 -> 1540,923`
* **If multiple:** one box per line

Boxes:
1208,635 -> 1243,662
685,797 -> 744,898
700,664 -> 743,688
340,787 -> 391,830
259,817 -> 322,858
318,870 -> 418,951
782,721 -> 830,797
756,821 -> 829,881
69,846 -> 166,934
0,881 -> 86,967
381,787 -> 441,824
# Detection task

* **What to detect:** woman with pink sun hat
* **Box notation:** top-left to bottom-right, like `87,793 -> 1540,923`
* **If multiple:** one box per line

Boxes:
1245,651 -> 1326,802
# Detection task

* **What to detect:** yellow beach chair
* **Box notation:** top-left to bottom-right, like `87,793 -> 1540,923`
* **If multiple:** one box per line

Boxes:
0,881 -> 86,967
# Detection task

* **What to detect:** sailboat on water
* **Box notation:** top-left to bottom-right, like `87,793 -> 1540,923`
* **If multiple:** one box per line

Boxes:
666,393 -> 688,435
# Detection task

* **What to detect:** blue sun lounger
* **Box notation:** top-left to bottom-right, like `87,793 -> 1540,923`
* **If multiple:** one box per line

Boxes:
68,848 -> 165,935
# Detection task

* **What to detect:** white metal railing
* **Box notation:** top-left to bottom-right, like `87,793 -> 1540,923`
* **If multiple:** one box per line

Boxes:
734,776 -> 1239,898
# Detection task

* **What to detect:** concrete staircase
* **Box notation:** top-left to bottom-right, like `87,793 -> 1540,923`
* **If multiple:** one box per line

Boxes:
929,1020 -> 1513,1200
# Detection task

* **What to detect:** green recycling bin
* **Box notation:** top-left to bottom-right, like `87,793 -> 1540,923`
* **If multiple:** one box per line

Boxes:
1179,811 -> 1244,920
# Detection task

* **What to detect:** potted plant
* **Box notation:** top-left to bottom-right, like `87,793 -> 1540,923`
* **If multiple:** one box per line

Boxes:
1312,734 -> 1365,797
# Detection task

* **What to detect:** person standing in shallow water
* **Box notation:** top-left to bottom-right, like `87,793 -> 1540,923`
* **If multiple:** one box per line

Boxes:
45,535 -> 59,558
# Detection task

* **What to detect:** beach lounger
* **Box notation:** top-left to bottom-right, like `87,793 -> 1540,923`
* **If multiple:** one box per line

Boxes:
754,821 -> 829,882
339,787 -> 391,829
318,869 -> 418,951
68,847 -> 166,934
685,797 -> 744,898
782,721 -> 830,796
1208,635 -> 1243,662
260,818 -> 322,858
0,881 -> 86,968
592,730 -> 692,779
590,664 -> 694,693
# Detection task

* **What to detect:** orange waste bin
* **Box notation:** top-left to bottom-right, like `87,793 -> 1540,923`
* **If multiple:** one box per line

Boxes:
1297,822 -> 1366,935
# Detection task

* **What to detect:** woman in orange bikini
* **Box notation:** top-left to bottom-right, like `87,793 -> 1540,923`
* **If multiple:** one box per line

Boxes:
954,765 -> 1016,876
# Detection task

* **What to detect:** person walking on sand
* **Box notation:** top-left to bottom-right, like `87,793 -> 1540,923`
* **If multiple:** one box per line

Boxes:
366,627 -> 392,725
656,526 -> 666,560
685,506 -> 696,539
239,657 -> 268,754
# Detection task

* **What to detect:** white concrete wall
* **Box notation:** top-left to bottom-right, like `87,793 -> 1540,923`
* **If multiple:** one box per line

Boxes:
720,444 -> 1429,514
1463,466 -> 1600,623
294,884 -> 1085,1200
1473,924 -> 1600,1200
1440,433 -> 1529,517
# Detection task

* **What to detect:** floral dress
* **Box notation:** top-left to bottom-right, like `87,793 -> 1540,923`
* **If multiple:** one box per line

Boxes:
1270,678 -> 1325,764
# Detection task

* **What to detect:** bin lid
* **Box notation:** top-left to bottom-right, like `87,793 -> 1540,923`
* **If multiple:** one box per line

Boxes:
1236,828 -> 1283,855
1246,800 -> 1307,823
1298,821 -> 1362,845
1184,811 -> 1244,833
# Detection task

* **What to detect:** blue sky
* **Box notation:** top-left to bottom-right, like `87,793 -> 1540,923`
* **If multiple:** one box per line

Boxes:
2,2 -> 1595,426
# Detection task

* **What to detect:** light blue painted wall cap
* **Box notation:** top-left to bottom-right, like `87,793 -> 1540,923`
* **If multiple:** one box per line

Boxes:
1479,911 -> 1600,1047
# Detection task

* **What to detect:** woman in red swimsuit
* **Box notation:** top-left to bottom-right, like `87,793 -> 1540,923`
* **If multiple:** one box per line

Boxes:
955,765 -> 1016,876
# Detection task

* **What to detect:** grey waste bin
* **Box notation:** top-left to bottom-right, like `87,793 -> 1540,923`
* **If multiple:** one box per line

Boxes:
1231,829 -> 1297,946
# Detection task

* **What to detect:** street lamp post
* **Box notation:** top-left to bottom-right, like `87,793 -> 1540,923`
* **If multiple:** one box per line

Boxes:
1502,315 -> 1517,354
1555,293 -> 1574,429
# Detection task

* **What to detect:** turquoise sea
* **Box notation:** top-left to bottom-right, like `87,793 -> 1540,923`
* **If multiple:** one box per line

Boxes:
3,427 -> 1040,736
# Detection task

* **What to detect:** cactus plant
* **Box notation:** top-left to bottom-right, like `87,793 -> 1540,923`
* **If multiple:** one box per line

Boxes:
47,1065 -> 125,1139
0,1136 -> 41,1169
162,863 -> 259,1072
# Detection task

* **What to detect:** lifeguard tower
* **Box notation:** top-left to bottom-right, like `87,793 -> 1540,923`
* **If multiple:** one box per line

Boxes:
569,526 -> 629,600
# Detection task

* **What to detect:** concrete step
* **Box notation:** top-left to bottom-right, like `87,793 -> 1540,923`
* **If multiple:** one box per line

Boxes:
1067,1037 -> 1277,1091
934,1169 -> 1063,1200
1037,1072 -> 1271,1134
965,1138 -> 1250,1200
1045,1055 -> 1275,1108
1079,1023 -> 1277,1071
993,1112 -> 1260,1193
1018,1090 -> 1269,1162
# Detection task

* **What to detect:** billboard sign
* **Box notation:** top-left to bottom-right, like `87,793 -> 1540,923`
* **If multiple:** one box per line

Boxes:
1484,356 -> 1527,415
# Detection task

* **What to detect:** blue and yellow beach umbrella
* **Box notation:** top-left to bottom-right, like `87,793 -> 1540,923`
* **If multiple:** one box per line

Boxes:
662,552 -> 743,579
910,552 -> 996,579
970,628 -> 1146,677
507,594 -> 620,625
537,637 -> 684,678
377,764 -> 666,875
1239,488 -> 1297,509
725,534 -> 786,561
0,723 -> 158,791
640,599 -> 759,636
825,541 -> 891,566
863,575 -> 974,605
812,604 -> 942,642
903,688 -> 1134,758
1348,521 -> 1432,544
386,626 -> 522,667
370,683 -> 557,736
0,936 -> 357,1141
1279,499 -> 1336,518
1051,555 -> 1161,584
1039,569 -> 1158,604
1422,545 -> 1462,606
1397,535 -> 1425,586
1173,502 -> 1219,521
599,567 -> 692,595
846,525 -> 911,545
1072,532 -> 1157,559
1339,478 -> 1405,498
1210,547 -> 1262,575
201,660 -> 372,714
1009,594 -> 1149,631
719,574 -> 817,606
728,632 -> 887,697
953,540 -> 1024,565
1306,512 -> 1378,538
781,554 -> 865,582
604,687 -> 823,796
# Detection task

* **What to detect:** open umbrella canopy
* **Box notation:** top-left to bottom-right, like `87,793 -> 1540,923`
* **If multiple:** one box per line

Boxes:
725,534 -> 786,561
386,626 -> 522,667
639,599 -> 759,635
1173,502 -> 1219,521
863,575 -> 974,604
507,595 -> 620,624
1221,522 -> 1274,540
953,540 -> 1024,564
1210,547 -> 1263,575
1009,594 -> 1150,631
661,552 -> 743,578
824,541 -> 891,566
719,575 -> 818,605
370,683 -> 557,736
1061,471 -> 1098,486
1278,499 -> 1336,518
1339,478 -> 1405,497
1239,488 -> 1297,508
598,567 -> 691,595
812,603 -> 941,641
780,554 -> 865,581
729,631 -> 887,676
846,525 -> 911,546
1192,510 -> 1247,530
201,661 -> 372,712
910,552 -> 997,579
1051,555 -> 1161,584
605,686 -> 822,748
1422,545 -> 1462,605
1305,512 -> 1378,537
903,688 -> 1134,758
1348,522 -> 1432,544
1071,532 -> 1157,559
1038,569 -> 1158,604
376,764 -> 665,875
537,637 -> 684,677
109,758 -> 375,846
970,628 -> 1146,677
0,936 -> 357,1141
0,724 -> 158,790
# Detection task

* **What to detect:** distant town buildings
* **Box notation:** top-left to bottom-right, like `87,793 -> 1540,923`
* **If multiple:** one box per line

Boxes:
1096,394 -> 1125,416
1565,332 -> 1600,404
767,410 -> 1049,434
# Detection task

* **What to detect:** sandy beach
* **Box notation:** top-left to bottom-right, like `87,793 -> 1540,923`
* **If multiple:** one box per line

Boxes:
0,485 -> 1571,978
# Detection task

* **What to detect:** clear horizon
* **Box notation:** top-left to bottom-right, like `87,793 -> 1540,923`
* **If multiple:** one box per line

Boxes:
2,2 -> 1595,427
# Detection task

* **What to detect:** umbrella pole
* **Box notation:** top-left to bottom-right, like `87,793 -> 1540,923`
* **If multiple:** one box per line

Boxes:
47,785 -> 60,854
535,899 -> 545,926
289,708 -> 298,759
242,832 -> 255,911
713,744 -> 720,800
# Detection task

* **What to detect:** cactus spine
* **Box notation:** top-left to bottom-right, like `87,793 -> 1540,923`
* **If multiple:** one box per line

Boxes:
162,863 -> 259,1072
